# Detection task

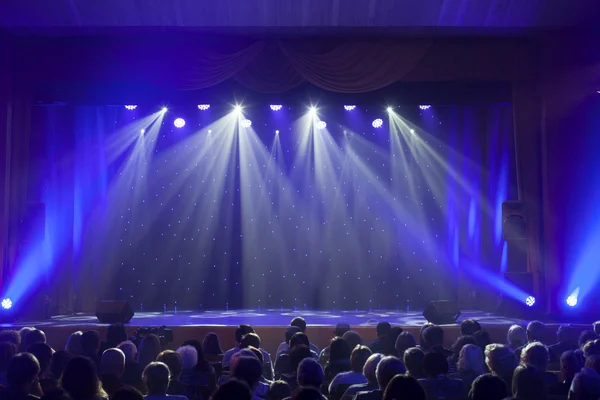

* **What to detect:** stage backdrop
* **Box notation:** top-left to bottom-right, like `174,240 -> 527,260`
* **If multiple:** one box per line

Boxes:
23,100 -> 516,312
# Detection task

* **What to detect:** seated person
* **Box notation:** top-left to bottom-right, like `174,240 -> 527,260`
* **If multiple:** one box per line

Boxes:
143,362 -> 187,400
329,345 -> 371,396
570,354 -> 600,400
355,356 -> 405,400
383,375 -> 426,400
341,354 -> 383,400
551,350 -> 583,396
0,353 -> 43,400
404,348 -> 425,380
231,355 -> 263,400
512,364 -> 546,400
417,351 -> 467,399
156,350 -> 185,396
276,318 -> 319,356
468,373 -> 508,400
100,348 -> 128,397
280,345 -> 313,391
422,326 -> 451,357
324,338 -> 351,388
519,342 -> 558,391
514,320 -> 546,360
484,344 -> 517,391
506,325 -> 527,351
212,378 -> 253,400
369,323 -> 391,355
319,324 -> 351,364
548,325 -> 578,366
266,380 -> 292,400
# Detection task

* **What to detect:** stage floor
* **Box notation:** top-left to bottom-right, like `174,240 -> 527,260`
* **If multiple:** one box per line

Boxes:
5,309 -> 526,328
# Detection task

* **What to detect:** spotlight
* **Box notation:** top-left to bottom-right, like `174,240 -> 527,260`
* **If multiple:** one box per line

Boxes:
525,296 -> 536,307
275,130 -> 279,134
419,105 -> 431,110
1,298 -> 12,310
566,295 -> 578,307
309,106 -> 318,116
197,104 -> 210,110
161,107 -> 168,113
316,121 -> 327,130
124,105 -> 137,110
208,130 -> 212,133
234,105 -> 242,113
344,105 -> 356,111
387,107 -> 393,113
174,118 -> 186,128
270,105 -> 283,111
410,129 -> 415,134
372,118 -> 383,128
140,129 -> 145,135
240,119 -> 252,128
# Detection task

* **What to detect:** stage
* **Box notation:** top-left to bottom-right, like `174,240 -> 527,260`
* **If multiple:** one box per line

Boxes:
1,309 -> 586,356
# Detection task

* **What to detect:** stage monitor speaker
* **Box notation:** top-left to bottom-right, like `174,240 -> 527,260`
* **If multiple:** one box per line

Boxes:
96,301 -> 134,324
423,300 -> 461,325
502,201 -> 527,240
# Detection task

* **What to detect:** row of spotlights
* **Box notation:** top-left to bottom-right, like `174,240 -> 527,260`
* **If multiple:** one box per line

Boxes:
126,105 -> 431,112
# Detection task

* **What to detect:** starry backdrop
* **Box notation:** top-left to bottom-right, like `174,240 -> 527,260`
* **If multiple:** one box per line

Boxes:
28,102 -> 516,311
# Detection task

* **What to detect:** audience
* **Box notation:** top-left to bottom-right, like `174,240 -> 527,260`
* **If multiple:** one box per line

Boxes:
570,353 -> 600,400
276,318 -> 319,356
369,323 -> 391,354
418,323 -> 434,352
142,362 -> 187,400
266,380 -> 292,400
506,325 -> 527,351
0,342 -> 17,386
202,333 -> 223,361
450,343 -> 485,387
328,345 -> 371,396
323,338 -> 351,387
222,325 -> 255,369
12,317 -> 600,400
512,364 -> 546,400
393,332 -> 416,359
137,335 -> 161,370
18,328 -> 35,352
555,350 -> 583,396
60,356 -> 107,400
468,373 -> 508,400
0,330 -> 21,347
484,343 -> 517,390
28,343 -> 56,393
422,325 -> 451,357
514,320 -> 545,360
0,352 -> 43,400
64,332 -> 83,356
382,374 -> 425,400
230,355 -> 263,399
319,323 -> 351,364
403,347 -> 425,380
211,378 -> 252,400
117,341 -> 144,390
49,351 -> 72,383
100,348 -> 127,398
418,351 -> 467,399
548,324 -> 578,364
355,356 -> 405,400
156,350 -> 184,396
579,330 -> 599,349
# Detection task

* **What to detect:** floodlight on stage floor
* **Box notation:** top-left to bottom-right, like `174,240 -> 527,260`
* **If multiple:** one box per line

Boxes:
174,118 -> 186,128
270,105 -> 283,111
387,107 -> 393,113
240,119 -> 252,128
419,105 -> 431,110
566,295 -> 578,307
344,105 -> 356,111
125,105 -> 137,110
372,118 -> 383,128
275,130 -> 280,134
197,104 -> 210,110
161,107 -> 168,113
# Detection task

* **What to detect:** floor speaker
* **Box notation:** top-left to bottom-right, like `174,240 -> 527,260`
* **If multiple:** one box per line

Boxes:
423,300 -> 461,324
96,301 -> 134,324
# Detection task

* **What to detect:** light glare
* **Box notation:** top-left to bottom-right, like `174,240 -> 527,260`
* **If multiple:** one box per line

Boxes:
270,105 -> 283,111
387,107 -> 393,113
344,105 -> 356,111
124,105 -> 137,110
140,129 -> 145,135
1,298 -> 12,310
234,105 -> 242,113
316,121 -> 327,130
372,118 -> 383,128
174,118 -> 186,128
240,119 -> 252,128
525,296 -> 536,307
419,105 -> 432,110
161,107 -> 168,113
566,295 -> 578,307
197,104 -> 210,110
309,106 -> 317,116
